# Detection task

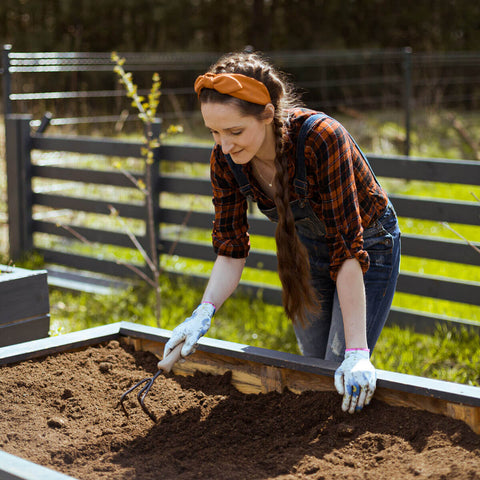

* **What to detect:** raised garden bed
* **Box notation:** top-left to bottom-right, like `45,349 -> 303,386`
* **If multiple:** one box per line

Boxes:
0,322 -> 479,479
0,264 -> 50,347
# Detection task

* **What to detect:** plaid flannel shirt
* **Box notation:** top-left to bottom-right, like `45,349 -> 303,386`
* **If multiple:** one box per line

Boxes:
210,108 -> 389,281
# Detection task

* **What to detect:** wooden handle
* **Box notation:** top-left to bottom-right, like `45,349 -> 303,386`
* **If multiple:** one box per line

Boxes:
157,342 -> 184,373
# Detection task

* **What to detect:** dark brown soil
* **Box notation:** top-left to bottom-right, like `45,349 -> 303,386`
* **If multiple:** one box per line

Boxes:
0,340 -> 479,479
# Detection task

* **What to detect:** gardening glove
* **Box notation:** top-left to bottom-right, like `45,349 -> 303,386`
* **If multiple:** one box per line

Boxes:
163,302 -> 215,359
334,349 -> 376,414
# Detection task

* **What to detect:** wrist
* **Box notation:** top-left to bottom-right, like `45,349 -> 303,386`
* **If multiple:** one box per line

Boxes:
201,301 -> 216,311
196,301 -> 216,317
344,348 -> 371,361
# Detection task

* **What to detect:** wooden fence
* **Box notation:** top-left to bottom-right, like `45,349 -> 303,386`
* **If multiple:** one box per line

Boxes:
5,115 -> 480,334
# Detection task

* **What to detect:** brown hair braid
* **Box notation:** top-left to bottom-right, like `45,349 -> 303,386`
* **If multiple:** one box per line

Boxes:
199,52 -> 320,325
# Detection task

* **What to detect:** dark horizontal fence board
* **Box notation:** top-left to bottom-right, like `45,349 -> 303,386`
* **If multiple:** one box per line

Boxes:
248,216 -> 278,237
161,239 -> 279,272
161,240 -> 480,306
158,208 -> 277,237
369,155 -> 480,185
166,256 -> 480,308
31,134 -> 143,157
159,208 -> 213,229
387,307 -> 480,334
396,272 -> 480,306
161,240 -> 215,262
401,234 -> 480,267
33,220 -> 143,250
159,144 -> 211,164
390,195 -> 480,225
246,250 -> 279,271
37,248 -> 146,278
165,269 -> 284,307
158,176 -> 213,196
159,209 -> 479,266
32,165 -> 141,188
31,135 -> 212,164
33,193 -> 145,219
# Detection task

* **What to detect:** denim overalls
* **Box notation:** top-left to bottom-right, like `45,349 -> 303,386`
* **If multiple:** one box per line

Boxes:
226,114 -> 401,362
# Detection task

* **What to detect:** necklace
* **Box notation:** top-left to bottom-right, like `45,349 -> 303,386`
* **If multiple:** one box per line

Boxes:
254,162 -> 275,188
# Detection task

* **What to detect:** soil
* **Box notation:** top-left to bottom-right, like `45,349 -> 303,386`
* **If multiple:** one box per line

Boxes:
0,340 -> 479,480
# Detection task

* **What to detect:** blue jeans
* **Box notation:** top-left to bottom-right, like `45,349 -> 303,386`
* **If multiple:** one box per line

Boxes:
292,204 -> 401,362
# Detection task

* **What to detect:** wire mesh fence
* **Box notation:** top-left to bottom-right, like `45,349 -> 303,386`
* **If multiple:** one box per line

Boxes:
2,46 -> 479,153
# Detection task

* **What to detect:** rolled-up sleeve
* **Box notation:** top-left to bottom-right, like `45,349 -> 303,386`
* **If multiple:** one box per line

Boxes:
308,117 -> 370,280
210,147 -> 250,258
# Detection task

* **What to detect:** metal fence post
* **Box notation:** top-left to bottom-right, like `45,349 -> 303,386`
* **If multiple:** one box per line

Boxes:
402,46 -> 412,156
5,115 -> 34,259
2,45 -> 12,117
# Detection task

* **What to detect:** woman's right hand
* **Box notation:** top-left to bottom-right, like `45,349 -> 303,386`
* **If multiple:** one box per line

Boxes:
163,302 -> 216,359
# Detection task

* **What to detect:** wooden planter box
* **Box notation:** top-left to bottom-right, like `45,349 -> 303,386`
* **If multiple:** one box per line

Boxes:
0,321 -> 479,479
0,265 -> 50,347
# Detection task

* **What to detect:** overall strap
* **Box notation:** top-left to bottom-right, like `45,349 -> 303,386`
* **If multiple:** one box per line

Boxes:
295,113 -> 326,198
343,126 -> 382,187
296,113 -> 381,190
225,154 -> 254,199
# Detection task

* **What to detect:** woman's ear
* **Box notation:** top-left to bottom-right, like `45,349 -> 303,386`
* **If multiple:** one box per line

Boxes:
262,103 -> 275,124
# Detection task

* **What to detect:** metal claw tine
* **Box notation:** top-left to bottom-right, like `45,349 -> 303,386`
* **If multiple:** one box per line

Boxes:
119,369 -> 164,422
138,370 -> 163,421
118,342 -> 184,422
139,370 -> 161,403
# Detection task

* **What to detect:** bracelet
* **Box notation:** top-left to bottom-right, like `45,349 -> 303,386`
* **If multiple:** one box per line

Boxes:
345,348 -> 370,352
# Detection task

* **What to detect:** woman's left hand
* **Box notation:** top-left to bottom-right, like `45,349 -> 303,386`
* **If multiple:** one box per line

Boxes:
334,350 -> 376,414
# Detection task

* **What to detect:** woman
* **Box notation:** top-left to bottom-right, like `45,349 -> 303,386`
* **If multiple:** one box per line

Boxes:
163,51 -> 401,413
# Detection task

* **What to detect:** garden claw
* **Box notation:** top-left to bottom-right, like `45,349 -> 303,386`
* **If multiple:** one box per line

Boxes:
118,341 -> 184,422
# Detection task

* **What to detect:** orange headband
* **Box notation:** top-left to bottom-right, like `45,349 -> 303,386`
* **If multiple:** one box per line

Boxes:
194,72 -> 271,105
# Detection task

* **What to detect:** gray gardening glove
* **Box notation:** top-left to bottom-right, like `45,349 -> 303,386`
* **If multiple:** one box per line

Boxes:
163,302 -> 215,359
334,349 -> 376,414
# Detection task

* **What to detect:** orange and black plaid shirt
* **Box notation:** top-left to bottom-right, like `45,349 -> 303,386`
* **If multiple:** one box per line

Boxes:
210,108 -> 389,281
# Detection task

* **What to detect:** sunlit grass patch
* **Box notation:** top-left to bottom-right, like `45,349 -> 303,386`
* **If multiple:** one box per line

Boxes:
392,292 -> 480,323
374,324 -> 480,385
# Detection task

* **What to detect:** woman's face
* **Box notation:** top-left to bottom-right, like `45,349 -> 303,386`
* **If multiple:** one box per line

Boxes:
201,101 -> 275,165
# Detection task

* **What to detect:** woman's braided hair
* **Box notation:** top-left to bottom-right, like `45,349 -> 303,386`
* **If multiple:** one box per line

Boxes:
199,52 -> 320,325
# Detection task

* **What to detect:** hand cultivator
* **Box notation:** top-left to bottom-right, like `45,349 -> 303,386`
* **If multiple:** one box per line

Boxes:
119,342 -> 183,422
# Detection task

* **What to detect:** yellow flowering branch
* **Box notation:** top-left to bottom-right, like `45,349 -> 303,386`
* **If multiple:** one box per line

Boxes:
111,52 -> 164,324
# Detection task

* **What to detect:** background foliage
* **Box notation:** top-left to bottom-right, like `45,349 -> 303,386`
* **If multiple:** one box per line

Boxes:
1,0 -> 479,53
